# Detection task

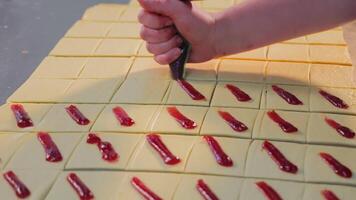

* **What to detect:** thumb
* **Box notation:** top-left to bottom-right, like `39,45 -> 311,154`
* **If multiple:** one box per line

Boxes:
138,0 -> 191,21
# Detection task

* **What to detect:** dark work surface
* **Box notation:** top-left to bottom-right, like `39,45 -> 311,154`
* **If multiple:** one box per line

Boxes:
0,0 -> 129,104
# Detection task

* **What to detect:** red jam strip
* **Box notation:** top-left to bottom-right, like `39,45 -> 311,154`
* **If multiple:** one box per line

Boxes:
10,104 -> 33,128
324,117 -> 355,139
146,134 -> 181,165
267,110 -> 298,133
86,133 -> 119,162
203,136 -> 233,167
321,189 -> 340,200
177,79 -> 206,100
131,177 -> 163,200
218,110 -> 248,132
196,179 -> 219,200
3,171 -> 31,199
225,84 -> 251,102
262,140 -> 298,174
319,90 -> 348,109
272,85 -> 303,105
255,181 -> 282,200
319,152 -> 352,178
112,106 -> 135,127
37,132 -> 63,162
65,105 -> 90,125
166,106 -> 197,129
67,173 -> 94,200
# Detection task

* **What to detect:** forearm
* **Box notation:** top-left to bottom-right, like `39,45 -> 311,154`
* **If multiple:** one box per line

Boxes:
213,0 -> 356,57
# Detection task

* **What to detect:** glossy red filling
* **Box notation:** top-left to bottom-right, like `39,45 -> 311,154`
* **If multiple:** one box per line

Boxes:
196,179 -> 219,200
65,105 -> 90,125
167,106 -> 197,129
203,136 -> 233,167
321,189 -> 340,200
131,176 -> 162,200
10,104 -> 33,128
319,152 -> 352,178
262,140 -> 298,174
67,173 -> 94,200
177,80 -> 206,100
87,133 -> 119,162
272,85 -> 303,105
37,132 -> 63,162
324,117 -> 355,139
146,134 -> 181,165
267,110 -> 298,133
112,106 -> 135,127
255,181 -> 282,200
225,84 -> 251,102
319,90 -> 348,109
218,110 -> 248,132
3,171 -> 31,199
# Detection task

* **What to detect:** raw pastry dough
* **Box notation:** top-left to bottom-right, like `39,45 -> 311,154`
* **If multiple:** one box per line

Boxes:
310,45 -> 351,65
94,38 -> 141,56
137,41 -> 153,57
6,132 -> 83,170
127,134 -> 196,172
226,47 -> 268,60
185,137 -> 251,176
211,82 -> 264,109
307,30 -> 346,45
0,133 -> 25,169
107,22 -> 141,38
185,59 -> 219,81
310,64 -> 355,88
266,62 -> 310,85
201,0 -> 234,9
283,36 -> 307,44
245,140 -> 306,181
150,105 -> 208,135
268,43 -> 309,62
37,104 -> 104,132
303,183 -> 356,200
49,38 -> 102,56
127,57 -> 171,80
200,107 -> 258,138
218,60 -> 266,82
92,104 -> 159,133
253,110 -> 309,143
65,20 -> 112,38
66,132 -> 142,170
119,7 -> 140,22
81,4 -> 125,21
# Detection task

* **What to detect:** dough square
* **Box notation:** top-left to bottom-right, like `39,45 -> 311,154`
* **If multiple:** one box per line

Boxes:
49,38 -> 102,56
173,174 -> 243,200
226,47 -> 268,60
30,57 -> 87,79
7,79 -> 73,103
137,42 -> 153,56
185,59 -> 219,81
0,169 -> 59,200
6,132 -> 83,170
94,38 -> 141,56
201,0 -> 234,9
79,57 -> 133,79
0,103 -> 52,132
127,57 -> 171,80
266,62 -> 310,85
265,84 -> 310,111
310,87 -> 356,114
111,78 -> 171,104
307,30 -> 346,45
117,172 -> 181,199
211,82 -> 264,109
268,43 -> 309,62
46,171 -> 126,200
200,107 -> 258,138
166,80 -> 216,106
283,36 -> 307,44
185,137 -> 251,176
218,59 -> 266,82
65,20 -> 112,38
0,133 -> 25,169
307,113 -> 356,147
92,104 -> 159,133
303,183 -> 356,200
245,140 -> 306,181
81,4 -> 125,21
150,105 -> 208,135
37,104 -> 104,132
309,45 -> 351,65
253,110 -> 309,143
310,64 -> 355,88
305,145 -> 356,185
127,134 -> 196,172
61,78 -> 123,103
239,178 -> 305,200
107,22 -> 141,38
66,132 -> 142,170
119,7 -> 140,22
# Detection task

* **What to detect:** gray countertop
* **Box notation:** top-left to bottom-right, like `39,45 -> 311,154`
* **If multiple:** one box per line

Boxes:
0,0 -> 129,104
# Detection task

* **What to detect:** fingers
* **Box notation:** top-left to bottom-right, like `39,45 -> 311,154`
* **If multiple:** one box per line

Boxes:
154,47 -> 181,65
138,10 -> 173,29
146,35 -> 183,55
140,25 -> 177,43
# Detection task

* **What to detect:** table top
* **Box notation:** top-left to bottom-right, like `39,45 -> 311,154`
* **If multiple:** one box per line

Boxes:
0,0 -> 129,104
